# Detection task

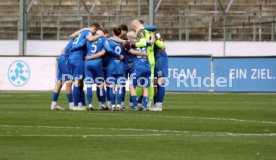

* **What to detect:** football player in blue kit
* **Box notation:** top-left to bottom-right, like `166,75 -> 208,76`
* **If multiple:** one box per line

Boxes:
68,26 -> 96,110
84,31 -> 107,110
85,30 -> 123,110
50,40 -> 74,110
144,26 -> 168,111
105,26 -> 126,111
125,31 -> 151,111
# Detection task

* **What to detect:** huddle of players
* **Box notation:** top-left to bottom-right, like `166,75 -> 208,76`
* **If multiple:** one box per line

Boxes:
50,20 -> 168,111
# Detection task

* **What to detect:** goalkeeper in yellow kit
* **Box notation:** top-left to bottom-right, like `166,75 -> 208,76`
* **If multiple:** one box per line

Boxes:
128,20 -> 156,108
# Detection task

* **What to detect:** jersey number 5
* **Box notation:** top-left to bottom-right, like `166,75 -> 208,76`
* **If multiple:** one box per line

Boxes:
91,43 -> 97,54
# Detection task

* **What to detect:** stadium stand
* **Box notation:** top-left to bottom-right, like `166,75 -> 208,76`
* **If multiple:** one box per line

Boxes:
0,0 -> 275,41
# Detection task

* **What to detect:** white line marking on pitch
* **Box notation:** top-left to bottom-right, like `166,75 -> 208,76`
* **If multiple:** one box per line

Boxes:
2,111 -> 276,125
85,113 -> 276,125
0,125 -> 276,137
0,124 -> 187,134
0,134 -> 167,137
0,133 -> 276,137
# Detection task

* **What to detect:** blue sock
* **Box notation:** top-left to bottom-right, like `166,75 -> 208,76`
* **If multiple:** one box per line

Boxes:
129,93 -> 132,103
154,95 -> 157,105
157,85 -> 166,103
106,86 -> 111,101
79,86 -> 86,106
109,87 -> 116,105
118,87 -> 124,105
73,85 -> 80,106
138,95 -> 143,104
96,87 -> 101,102
130,96 -> 138,108
52,92 -> 59,102
101,87 -> 106,103
142,96 -> 149,109
66,93 -> 73,103
122,87 -> 126,102
98,87 -> 105,103
86,87 -> 93,105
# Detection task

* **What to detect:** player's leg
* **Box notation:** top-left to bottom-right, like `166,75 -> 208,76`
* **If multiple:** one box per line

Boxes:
97,83 -> 108,110
51,58 -> 70,110
50,80 -> 64,110
86,84 -> 93,110
126,68 -> 134,109
154,78 -> 158,105
141,72 -> 151,111
151,53 -> 168,111
106,85 -> 111,109
147,48 -> 155,108
142,87 -> 149,111
84,63 -> 94,110
129,86 -> 138,110
65,80 -> 74,110
129,73 -> 138,110
73,79 -> 82,108
104,68 -> 112,109
116,75 -> 126,111
79,80 -> 86,107
71,60 -> 85,110
148,66 -> 155,107
94,65 -> 108,110
157,77 -> 166,105
107,74 -> 116,110
135,87 -> 143,107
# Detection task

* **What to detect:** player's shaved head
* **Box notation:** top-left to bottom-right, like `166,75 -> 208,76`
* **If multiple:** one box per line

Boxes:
131,20 -> 144,32
131,20 -> 140,27
127,31 -> 136,40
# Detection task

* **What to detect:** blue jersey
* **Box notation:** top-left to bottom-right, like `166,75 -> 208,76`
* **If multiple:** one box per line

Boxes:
64,40 -> 74,58
85,35 -> 106,66
58,54 -> 68,63
133,47 -> 150,71
122,49 -> 135,70
57,54 -> 71,81
69,30 -> 91,60
106,39 -> 125,75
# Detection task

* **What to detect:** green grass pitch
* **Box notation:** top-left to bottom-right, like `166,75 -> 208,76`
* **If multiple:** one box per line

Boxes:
0,92 -> 276,160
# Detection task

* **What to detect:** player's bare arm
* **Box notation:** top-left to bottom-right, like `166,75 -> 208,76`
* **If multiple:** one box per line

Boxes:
61,48 -> 65,55
86,30 -> 104,42
129,49 -> 148,57
85,50 -> 106,60
69,28 -> 89,39
109,37 -> 126,44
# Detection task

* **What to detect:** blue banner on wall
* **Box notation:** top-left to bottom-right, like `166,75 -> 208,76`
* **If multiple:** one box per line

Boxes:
167,57 -> 211,92
213,57 -> 276,92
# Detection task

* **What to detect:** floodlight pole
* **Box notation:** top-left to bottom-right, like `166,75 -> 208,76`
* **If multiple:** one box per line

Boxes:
138,0 -> 141,19
149,0 -> 155,25
19,0 -> 26,56
81,0 -> 98,26
40,13 -> 43,40
258,14 -> 262,41
218,0 -> 235,56
26,0 -> 36,13
209,21 -> 212,41
272,17 -> 275,41
155,0 -> 162,13
178,11 -> 183,41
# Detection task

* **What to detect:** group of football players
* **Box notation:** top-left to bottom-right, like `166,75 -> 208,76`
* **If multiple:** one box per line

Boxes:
50,20 -> 168,111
